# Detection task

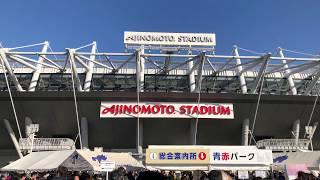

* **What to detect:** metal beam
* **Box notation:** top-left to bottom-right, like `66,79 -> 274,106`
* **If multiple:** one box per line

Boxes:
29,41 -> 49,91
278,48 -> 297,95
265,60 -> 319,75
113,55 -> 135,73
251,54 -> 271,94
233,46 -> 247,94
0,49 -> 24,91
38,55 -> 63,70
9,54 -> 60,69
7,55 -> 37,70
104,55 -> 116,69
74,56 -> 90,70
144,56 -> 162,70
285,61 -> 320,78
304,70 -> 320,95
68,49 -> 83,92
161,56 -> 171,74
83,42 -> 96,92
77,55 -> 113,70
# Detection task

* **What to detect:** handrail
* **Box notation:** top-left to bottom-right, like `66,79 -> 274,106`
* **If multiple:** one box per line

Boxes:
19,138 -> 75,151
256,139 -> 310,151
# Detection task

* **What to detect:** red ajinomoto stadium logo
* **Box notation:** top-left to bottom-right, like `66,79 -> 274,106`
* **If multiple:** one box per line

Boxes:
198,152 -> 207,160
100,102 -> 234,119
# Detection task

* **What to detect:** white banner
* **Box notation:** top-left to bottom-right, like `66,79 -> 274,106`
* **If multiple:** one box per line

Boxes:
124,32 -> 216,46
210,149 -> 273,165
145,146 -> 273,166
100,102 -> 234,119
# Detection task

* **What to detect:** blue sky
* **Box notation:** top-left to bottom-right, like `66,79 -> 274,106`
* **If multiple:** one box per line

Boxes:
0,0 -> 319,55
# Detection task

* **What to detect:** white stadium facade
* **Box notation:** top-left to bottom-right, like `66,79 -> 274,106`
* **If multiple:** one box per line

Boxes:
0,32 -> 320,165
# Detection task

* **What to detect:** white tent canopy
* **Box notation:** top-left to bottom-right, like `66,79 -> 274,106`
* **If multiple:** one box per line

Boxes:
1,150 -> 144,173
273,151 -> 320,169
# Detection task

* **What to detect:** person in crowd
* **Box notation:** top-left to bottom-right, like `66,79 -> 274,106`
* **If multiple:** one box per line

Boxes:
20,173 -> 27,180
72,172 -> 80,180
136,171 -> 166,180
30,172 -> 38,180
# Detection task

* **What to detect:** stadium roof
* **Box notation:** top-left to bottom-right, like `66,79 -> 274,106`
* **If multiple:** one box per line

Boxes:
0,41 -> 320,95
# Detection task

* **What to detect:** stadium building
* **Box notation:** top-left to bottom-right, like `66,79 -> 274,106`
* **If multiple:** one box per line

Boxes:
0,32 -> 320,165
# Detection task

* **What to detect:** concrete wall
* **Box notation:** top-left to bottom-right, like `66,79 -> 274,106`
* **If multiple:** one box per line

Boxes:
0,92 -> 319,152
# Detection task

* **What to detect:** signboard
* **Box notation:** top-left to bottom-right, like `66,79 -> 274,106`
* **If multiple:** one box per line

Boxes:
124,32 -> 216,47
100,102 -> 234,119
100,160 -> 116,172
255,171 -> 267,178
238,170 -> 249,179
145,146 -> 273,166
210,149 -> 273,165
146,148 -> 210,164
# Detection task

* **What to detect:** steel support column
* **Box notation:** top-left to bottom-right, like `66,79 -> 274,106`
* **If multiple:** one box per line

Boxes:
278,48 -> 297,95
233,46 -> 248,94
188,51 -> 196,92
242,118 -> 250,146
195,53 -> 206,93
136,49 -> 143,154
81,117 -> 89,149
4,119 -> 23,158
68,49 -> 83,92
25,117 -> 33,138
140,48 -> 145,92
136,119 -> 143,154
292,120 -> 300,146
29,41 -> 49,91
83,42 -> 96,92
251,54 -> 271,94
0,49 -> 24,91
190,119 -> 197,145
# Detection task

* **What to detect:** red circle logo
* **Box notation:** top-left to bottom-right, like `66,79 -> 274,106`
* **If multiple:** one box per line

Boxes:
198,152 -> 207,160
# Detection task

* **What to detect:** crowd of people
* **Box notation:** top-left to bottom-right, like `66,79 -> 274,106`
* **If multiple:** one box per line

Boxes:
1,168 -> 320,180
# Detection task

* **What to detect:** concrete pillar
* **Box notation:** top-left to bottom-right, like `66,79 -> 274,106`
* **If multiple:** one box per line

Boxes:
190,119 -> 197,145
292,120 -> 300,146
81,117 -> 89,149
4,119 -> 23,158
242,118 -> 249,146
25,117 -> 32,138
136,118 -> 143,154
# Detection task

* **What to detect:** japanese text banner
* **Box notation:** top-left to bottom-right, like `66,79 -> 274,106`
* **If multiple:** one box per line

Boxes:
146,149 -> 210,164
210,149 -> 273,165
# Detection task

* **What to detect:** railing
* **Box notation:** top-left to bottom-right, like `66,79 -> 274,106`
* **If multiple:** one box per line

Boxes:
256,139 -> 310,151
19,138 -> 75,151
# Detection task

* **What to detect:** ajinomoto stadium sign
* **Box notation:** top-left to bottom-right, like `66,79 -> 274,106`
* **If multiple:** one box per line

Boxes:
100,102 -> 234,119
124,31 -> 216,46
